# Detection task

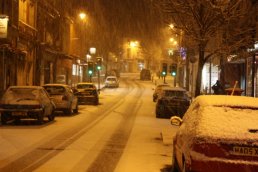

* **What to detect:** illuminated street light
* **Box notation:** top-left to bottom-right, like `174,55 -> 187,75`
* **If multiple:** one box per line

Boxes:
79,12 -> 86,20
86,54 -> 91,62
169,24 -> 174,29
130,41 -> 138,48
169,38 -> 178,46
89,47 -> 96,55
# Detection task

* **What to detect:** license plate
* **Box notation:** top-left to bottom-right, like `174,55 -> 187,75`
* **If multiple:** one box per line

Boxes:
12,112 -> 27,116
231,146 -> 258,157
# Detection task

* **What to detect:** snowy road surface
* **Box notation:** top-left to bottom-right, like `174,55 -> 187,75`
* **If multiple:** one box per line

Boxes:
0,73 -> 177,172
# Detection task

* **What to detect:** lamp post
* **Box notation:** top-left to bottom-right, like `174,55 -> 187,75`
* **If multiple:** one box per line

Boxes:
129,41 -> 139,72
169,24 -> 184,87
77,12 -> 88,82
89,47 -> 96,83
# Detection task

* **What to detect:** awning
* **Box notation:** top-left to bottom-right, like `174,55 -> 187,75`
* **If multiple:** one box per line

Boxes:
0,44 -> 27,56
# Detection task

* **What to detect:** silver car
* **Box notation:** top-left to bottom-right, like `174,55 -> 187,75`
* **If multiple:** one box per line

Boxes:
43,84 -> 78,115
0,86 -> 56,124
105,76 -> 119,88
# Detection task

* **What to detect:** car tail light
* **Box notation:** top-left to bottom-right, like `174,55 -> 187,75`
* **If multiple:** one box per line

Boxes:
62,95 -> 69,101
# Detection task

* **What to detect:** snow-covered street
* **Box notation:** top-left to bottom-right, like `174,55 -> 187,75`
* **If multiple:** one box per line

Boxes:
0,74 -> 178,172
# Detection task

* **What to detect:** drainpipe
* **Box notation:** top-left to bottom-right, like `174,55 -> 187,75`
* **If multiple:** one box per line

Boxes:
2,48 -> 6,91
251,53 -> 255,97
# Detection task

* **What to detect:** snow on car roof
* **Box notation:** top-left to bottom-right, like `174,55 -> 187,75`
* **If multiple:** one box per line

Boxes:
43,84 -> 68,87
187,95 -> 258,142
156,84 -> 170,87
195,95 -> 258,108
8,86 -> 43,89
162,87 -> 186,91
77,82 -> 94,85
106,76 -> 117,78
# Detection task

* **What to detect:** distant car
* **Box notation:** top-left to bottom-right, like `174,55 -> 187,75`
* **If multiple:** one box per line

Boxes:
155,87 -> 190,118
153,84 -> 171,102
43,84 -> 78,115
170,95 -> 258,172
74,82 -> 99,105
140,69 -> 151,80
0,86 -> 55,124
105,76 -> 119,88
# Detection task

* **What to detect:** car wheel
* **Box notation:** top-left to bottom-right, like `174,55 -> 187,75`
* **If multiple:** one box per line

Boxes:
94,97 -> 99,105
73,103 -> 79,113
156,105 -> 163,118
95,99 -> 99,105
48,112 -> 55,121
156,109 -> 161,118
64,105 -> 73,115
171,152 -> 179,172
14,118 -> 21,125
182,160 -> 186,172
1,113 -> 9,125
37,113 -> 44,124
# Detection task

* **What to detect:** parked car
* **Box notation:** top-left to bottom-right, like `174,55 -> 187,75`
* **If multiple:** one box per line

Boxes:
43,84 -> 78,115
170,95 -> 258,172
155,87 -> 190,118
74,82 -> 99,105
0,86 -> 55,124
105,76 -> 119,88
140,69 -> 151,80
152,83 -> 171,102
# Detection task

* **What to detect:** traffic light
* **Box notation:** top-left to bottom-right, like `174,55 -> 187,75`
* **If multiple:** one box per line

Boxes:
96,57 -> 102,70
88,62 -> 93,75
161,63 -> 167,76
170,64 -> 177,76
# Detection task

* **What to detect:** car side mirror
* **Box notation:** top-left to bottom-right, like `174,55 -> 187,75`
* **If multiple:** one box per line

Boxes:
170,116 -> 183,126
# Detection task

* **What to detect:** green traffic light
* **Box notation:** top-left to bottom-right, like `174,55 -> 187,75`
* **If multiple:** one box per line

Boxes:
97,66 -> 101,70
172,72 -> 176,76
88,70 -> 93,75
162,71 -> 166,76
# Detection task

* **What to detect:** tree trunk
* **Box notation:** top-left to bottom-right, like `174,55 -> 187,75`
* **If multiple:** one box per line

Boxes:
195,44 -> 206,97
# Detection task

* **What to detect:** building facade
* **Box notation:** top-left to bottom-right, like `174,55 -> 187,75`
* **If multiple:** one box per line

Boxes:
0,0 -> 82,97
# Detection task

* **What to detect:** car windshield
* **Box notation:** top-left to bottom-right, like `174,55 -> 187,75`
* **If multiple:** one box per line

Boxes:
2,88 -> 39,101
44,86 -> 65,95
77,84 -> 94,89
165,90 -> 185,97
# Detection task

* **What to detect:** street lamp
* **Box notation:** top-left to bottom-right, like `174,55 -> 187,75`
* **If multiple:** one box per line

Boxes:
129,41 -> 139,48
79,12 -> 86,20
169,24 -> 174,29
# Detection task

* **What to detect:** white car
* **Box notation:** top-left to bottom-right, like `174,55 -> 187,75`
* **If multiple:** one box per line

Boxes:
0,86 -> 56,124
170,95 -> 258,172
43,84 -> 78,115
105,76 -> 119,88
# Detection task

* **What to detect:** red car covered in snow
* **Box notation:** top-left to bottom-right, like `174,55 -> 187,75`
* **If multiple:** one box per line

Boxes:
170,95 -> 258,172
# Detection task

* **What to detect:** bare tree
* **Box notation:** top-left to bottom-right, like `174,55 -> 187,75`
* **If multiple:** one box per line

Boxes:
155,0 -> 256,96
